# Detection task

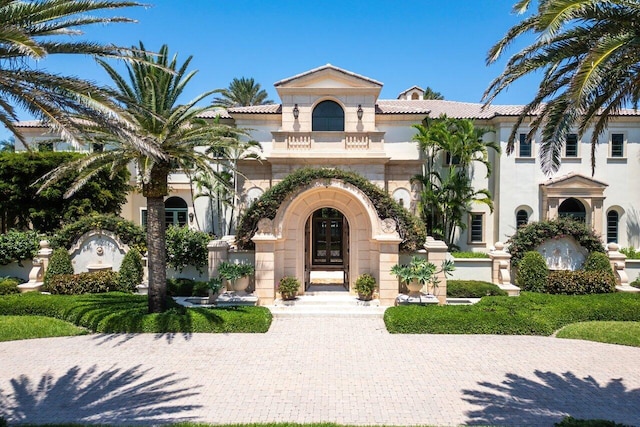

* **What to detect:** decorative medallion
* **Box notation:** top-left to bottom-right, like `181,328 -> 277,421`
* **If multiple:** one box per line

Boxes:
257,218 -> 273,234
381,218 -> 396,234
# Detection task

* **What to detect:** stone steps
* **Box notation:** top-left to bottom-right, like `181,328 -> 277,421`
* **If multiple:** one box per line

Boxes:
267,290 -> 387,318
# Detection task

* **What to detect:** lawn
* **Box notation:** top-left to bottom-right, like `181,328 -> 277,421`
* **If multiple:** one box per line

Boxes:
556,321 -> 640,347
0,315 -> 88,342
0,292 -> 272,334
384,292 -> 640,335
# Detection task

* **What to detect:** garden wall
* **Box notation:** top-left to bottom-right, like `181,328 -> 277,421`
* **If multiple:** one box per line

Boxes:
0,260 -> 34,281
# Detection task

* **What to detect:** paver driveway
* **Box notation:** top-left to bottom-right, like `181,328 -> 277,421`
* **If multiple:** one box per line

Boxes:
1,317 -> 639,426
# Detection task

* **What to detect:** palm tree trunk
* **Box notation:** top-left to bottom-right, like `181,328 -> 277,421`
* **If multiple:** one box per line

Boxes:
146,195 -> 167,313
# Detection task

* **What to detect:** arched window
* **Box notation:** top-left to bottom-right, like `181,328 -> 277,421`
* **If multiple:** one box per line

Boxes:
516,209 -> 529,227
558,198 -> 586,223
165,196 -> 188,227
607,210 -> 619,243
312,100 -> 344,131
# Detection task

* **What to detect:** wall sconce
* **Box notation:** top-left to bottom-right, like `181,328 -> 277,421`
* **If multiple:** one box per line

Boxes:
188,212 -> 194,223
293,104 -> 299,119
357,104 -> 363,120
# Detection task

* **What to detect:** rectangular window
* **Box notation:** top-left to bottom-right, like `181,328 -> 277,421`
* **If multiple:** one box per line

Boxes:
518,133 -> 532,157
565,134 -> 578,157
611,133 -> 624,157
141,209 -> 148,229
470,213 -> 484,243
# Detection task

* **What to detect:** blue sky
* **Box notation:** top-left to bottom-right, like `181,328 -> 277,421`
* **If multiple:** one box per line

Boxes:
3,0 -> 539,139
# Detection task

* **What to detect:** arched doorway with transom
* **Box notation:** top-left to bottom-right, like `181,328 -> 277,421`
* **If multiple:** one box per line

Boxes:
251,178 -> 403,306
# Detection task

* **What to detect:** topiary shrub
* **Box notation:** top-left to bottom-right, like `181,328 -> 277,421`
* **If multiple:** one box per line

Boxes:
44,248 -> 74,288
235,167 -> 426,252
46,271 -> 118,294
165,225 -> 210,273
516,251 -> 549,292
278,276 -> 301,300
117,248 -> 143,293
0,277 -> 21,294
446,280 -> 508,298
0,229 -> 40,266
546,270 -> 615,295
583,251 -> 614,273
507,217 -> 604,265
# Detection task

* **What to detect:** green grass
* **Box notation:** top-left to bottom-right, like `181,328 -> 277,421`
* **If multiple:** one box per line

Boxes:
0,292 -> 272,334
450,251 -> 490,258
0,315 -> 88,342
384,292 -> 640,335
556,321 -> 640,347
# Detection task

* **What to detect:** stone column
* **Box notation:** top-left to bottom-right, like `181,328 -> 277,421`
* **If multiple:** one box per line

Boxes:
488,242 -> 512,286
607,243 -> 639,292
208,239 -> 230,279
377,236 -> 403,306
37,240 -> 53,274
252,233 -> 277,305
425,236 -> 449,305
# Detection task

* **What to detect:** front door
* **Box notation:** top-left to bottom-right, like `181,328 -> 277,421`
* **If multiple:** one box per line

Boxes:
312,208 -> 345,266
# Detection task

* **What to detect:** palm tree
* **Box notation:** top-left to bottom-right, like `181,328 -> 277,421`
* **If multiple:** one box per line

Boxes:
212,77 -> 273,108
412,115 -> 499,249
484,0 -> 640,175
38,43 -> 246,313
423,86 -> 444,100
0,0 -> 143,146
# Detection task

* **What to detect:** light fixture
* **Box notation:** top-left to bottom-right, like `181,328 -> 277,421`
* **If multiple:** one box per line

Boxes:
188,212 -> 194,223
293,104 -> 299,119
357,104 -> 363,120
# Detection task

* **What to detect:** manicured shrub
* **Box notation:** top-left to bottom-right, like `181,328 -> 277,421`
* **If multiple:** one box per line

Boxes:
165,225 -> 210,273
555,416 -> 633,427
447,280 -> 508,298
117,248 -> 143,293
516,251 -> 549,292
46,271 -> 119,295
43,248 -> 74,288
278,276 -> 301,299
0,277 -> 21,295
0,229 -> 40,265
450,252 -> 490,259
507,217 -> 604,265
545,270 -> 615,295
166,278 -> 208,296
354,273 -> 377,299
583,251 -> 615,280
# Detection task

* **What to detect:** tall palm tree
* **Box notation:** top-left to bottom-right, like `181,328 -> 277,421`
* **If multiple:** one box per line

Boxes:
0,0 -> 143,146
484,0 -> 640,175
423,86 -> 444,100
212,77 -> 273,108
38,43 -> 246,313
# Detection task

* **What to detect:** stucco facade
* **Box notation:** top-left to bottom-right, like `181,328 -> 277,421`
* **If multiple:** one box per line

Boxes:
12,64 -> 640,299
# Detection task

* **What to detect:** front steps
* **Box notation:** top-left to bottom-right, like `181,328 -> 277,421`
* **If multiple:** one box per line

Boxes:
267,288 -> 387,318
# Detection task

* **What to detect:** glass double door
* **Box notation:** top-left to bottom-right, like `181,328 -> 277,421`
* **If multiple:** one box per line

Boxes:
312,208 -> 345,266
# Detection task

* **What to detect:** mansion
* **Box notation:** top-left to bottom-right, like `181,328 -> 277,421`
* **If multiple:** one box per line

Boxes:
14,64 -> 640,301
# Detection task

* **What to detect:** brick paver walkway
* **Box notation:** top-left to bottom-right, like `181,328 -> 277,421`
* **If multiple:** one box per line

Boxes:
1,317 -> 639,426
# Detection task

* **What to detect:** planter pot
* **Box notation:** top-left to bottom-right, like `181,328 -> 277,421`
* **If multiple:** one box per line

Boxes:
229,276 -> 250,295
281,292 -> 297,301
358,292 -> 373,301
406,280 -> 423,297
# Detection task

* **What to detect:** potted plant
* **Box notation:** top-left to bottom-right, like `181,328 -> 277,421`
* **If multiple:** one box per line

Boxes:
391,256 -> 454,296
278,276 -> 300,300
218,261 -> 255,295
354,273 -> 377,301
207,276 -> 224,303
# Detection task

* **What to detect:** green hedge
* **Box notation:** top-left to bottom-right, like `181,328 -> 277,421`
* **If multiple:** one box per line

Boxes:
236,167 -> 426,252
450,252 -> 490,259
0,277 -> 20,295
516,251 -> 549,292
0,229 -> 40,265
165,225 -> 210,273
447,280 -> 507,298
45,271 -> 120,295
0,292 -> 272,333
545,270 -> 615,295
384,292 -> 640,335
166,278 -> 209,297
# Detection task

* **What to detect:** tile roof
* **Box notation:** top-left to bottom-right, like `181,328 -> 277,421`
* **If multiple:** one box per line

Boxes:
198,109 -> 232,119
227,104 -> 282,114
274,64 -> 383,87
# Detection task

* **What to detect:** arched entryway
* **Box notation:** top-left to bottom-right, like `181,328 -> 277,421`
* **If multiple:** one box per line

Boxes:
558,197 -> 586,222
305,208 -> 349,289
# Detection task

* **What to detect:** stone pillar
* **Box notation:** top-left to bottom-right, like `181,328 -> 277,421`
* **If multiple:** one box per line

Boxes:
208,239 -> 230,279
488,242 -> 511,286
37,240 -> 53,274
607,243 -> 639,292
425,236 -> 449,305
252,233 -> 277,305
18,240 -> 53,293
377,236 -> 402,306
592,198 -> 604,236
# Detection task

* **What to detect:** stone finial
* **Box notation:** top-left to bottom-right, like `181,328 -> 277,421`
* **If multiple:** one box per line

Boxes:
494,241 -> 505,251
